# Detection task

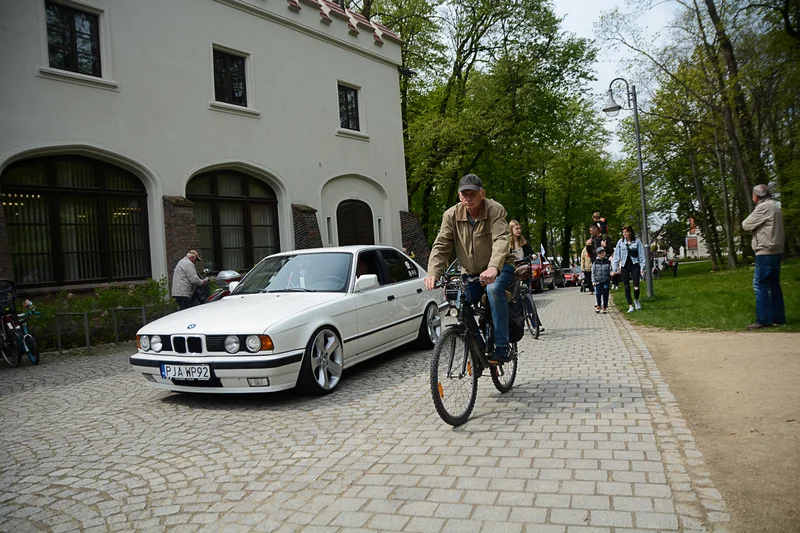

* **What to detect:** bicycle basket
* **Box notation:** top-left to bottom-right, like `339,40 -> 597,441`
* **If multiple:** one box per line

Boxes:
0,279 -> 16,308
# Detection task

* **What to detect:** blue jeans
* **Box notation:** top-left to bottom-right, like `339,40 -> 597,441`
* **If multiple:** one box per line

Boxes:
753,254 -> 785,325
464,263 -> 515,349
595,282 -> 609,308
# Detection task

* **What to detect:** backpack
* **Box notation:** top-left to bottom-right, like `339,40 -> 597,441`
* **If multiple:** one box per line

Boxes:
507,284 -> 525,343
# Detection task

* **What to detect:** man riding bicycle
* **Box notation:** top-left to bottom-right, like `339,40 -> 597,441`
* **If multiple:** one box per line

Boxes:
424,174 -> 515,363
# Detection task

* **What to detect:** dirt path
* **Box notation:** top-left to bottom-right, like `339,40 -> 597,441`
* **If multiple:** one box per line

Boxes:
637,328 -> 800,532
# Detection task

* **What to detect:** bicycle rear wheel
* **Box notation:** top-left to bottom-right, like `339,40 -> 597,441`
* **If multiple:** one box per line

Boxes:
430,327 -> 478,426
490,344 -> 518,393
2,335 -> 21,368
523,294 -> 540,339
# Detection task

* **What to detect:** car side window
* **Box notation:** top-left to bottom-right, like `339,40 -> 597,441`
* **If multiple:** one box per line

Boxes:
380,249 -> 418,283
356,251 -> 387,286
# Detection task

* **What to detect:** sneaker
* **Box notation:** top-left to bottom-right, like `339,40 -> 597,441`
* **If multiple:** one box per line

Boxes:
627,305 -> 635,313
634,300 -> 642,310
746,322 -> 772,330
595,306 -> 601,313
489,347 -> 510,364
602,308 -> 608,314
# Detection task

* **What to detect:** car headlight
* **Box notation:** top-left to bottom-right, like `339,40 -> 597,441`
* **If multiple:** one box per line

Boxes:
224,335 -> 240,354
151,335 -> 162,352
139,335 -> 150,351
245,335 -> 261,353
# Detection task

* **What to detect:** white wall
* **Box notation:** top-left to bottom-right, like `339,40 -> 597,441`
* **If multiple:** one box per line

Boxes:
0,0 -> 408,281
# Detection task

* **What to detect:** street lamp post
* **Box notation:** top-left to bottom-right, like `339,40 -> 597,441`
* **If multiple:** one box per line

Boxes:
602,78 -> 654,298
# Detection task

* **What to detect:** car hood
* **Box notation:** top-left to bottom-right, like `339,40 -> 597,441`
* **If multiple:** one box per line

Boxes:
139,292 -> 343,335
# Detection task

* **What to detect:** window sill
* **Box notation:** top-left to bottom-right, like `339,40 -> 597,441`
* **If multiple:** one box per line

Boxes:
208,101 -> 261,118
37,66 -> 120,91
336,128 -> 370,141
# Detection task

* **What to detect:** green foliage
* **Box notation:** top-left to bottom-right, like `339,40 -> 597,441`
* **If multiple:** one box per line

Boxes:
613,259 -> 799,331
27,277 -> 175,352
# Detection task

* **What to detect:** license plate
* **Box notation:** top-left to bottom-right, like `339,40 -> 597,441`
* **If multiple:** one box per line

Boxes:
161,364 -> 211,380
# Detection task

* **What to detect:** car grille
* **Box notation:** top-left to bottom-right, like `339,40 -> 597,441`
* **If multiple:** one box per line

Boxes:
170,336 -> 203,354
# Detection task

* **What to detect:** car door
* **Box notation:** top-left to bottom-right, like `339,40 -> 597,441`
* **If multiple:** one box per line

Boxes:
350,250 -> 400,355
378,248 -> 424,340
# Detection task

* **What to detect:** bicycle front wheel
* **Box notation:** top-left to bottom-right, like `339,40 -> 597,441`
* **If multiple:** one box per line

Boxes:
24,335 -> 40,365
523,294 -> 540,339
430,327 -> 478,426
490,344 -> 518,393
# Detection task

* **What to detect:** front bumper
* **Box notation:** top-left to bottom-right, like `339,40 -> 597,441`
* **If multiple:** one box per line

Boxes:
129,350 -> 304,393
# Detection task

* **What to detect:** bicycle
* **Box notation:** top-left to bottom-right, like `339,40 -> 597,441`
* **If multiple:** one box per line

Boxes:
430,273 -> 520,426
0,280 -> 41,367
515,257 -> 541,339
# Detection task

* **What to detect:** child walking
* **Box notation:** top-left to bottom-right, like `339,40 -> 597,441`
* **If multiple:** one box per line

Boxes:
580,239 -> 594,294
592,247 -> 612,313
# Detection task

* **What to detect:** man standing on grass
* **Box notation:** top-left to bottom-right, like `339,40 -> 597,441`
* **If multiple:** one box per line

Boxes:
742,184 -> 785,329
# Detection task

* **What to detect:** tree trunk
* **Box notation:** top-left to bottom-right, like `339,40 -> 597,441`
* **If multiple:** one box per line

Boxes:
713,138 -> 738,268
703,0 -> 766,192
688,151 -> 720,271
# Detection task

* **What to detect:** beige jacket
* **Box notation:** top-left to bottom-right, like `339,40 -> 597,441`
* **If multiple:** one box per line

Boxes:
742,199 -> 784,255
580,247 -> 592,271
427,198 -> 513,276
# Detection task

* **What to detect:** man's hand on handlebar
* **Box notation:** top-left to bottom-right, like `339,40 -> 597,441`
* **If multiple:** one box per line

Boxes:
479,266 -> 499,285
424,275 -> 438,291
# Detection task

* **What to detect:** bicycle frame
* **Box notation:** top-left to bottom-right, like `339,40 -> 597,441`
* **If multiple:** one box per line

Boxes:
442,275 -> 497,377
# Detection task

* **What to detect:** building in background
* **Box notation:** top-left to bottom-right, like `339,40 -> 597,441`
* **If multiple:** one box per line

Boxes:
0,0 -> 421,293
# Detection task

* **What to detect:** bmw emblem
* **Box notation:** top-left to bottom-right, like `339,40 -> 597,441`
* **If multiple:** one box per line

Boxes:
187,324 -> 196,330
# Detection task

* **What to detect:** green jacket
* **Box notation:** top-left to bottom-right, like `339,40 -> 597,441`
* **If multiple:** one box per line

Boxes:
427,198 -> 513,277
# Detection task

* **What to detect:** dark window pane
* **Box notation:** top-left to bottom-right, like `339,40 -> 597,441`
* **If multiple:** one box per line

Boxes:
187,172 -> 279,273
0,155 -> 150,287
46,1 -> 101,77
213,49 -> 247,107
338,84 -> 360,131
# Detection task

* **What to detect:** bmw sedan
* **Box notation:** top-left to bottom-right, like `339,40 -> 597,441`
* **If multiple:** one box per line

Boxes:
130,246 -> 445,395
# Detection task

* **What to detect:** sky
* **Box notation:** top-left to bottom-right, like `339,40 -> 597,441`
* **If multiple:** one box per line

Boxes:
551,0 -> 680,155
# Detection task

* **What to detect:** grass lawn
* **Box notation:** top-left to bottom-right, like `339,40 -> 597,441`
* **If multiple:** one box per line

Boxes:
611,258 -> 800,331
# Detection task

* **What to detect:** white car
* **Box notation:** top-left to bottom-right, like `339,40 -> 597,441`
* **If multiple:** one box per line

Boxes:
130,246 -> 445,395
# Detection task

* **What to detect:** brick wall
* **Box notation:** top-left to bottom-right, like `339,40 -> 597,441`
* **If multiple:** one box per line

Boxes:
400,210 -> 430,269
292,204 -> 323,249
0,205 -> 14,280
163,196 -> 201,290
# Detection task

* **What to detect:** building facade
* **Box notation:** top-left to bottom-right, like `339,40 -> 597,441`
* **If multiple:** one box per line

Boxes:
0,0 -> 416,292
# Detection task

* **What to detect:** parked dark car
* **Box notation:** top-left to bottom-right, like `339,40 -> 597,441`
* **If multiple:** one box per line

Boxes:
547,258 -> 565,289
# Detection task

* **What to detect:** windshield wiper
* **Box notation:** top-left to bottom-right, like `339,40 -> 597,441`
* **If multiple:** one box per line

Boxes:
266,288 -> 316,293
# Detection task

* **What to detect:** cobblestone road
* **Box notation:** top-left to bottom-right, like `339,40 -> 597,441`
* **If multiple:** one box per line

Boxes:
0,288 -> 730,532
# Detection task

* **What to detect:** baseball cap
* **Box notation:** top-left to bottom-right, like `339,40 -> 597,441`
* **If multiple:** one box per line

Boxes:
458,174 -> 483,192
188,249 -> 202,261
596,247 -> 606,255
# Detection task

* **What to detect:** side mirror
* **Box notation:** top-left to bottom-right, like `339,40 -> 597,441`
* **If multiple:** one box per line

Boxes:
228,281 -> 240,293
354,274 -> 379,292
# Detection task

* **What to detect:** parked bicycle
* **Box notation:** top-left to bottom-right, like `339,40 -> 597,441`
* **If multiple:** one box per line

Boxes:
0,280 -> 41,367
430,273 -> 521,426
515,256 -> 541,339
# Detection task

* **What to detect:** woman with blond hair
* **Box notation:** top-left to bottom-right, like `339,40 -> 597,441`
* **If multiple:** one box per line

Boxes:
509,220 -> 544,334
509,220 -> 533,260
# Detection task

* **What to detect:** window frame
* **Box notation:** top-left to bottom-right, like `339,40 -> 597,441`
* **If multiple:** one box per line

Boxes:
208,42 -> 260,118
37,0 -> 119,91
336,80 -> 369,140
187,171 -> 280,273
1,155 -> 151,288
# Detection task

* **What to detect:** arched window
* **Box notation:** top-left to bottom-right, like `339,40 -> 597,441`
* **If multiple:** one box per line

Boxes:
187,170 -> 279,272
1,155 -> 151,287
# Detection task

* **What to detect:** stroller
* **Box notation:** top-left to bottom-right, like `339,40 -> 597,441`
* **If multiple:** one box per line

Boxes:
0,280 -> 40,367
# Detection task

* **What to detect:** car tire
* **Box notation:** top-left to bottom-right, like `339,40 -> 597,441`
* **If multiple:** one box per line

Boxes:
299,327 -> 344,395
534,278 -> 544,294
416,303 -> 441,349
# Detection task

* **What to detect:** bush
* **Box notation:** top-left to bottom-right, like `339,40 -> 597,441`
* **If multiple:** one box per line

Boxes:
27,277 -> 176,352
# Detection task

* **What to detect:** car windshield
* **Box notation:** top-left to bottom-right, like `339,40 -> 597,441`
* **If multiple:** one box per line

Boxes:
233,252 -> 352,294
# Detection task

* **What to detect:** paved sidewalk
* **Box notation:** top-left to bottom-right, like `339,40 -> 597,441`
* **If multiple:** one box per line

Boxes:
0,288 -> 730,532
